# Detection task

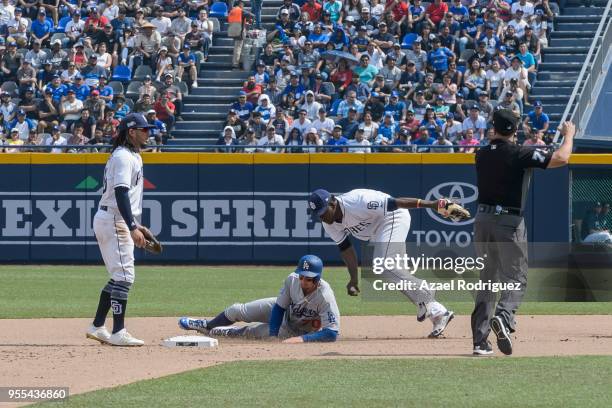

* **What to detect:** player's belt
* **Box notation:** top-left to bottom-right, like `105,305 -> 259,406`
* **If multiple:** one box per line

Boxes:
478,204 -> 523,216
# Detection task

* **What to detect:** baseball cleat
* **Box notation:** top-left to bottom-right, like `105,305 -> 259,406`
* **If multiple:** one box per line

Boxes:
417,302 -> 429,322
209,326 -> 243,337
108,329 -> 144,347
428,311 -> 454,338
86,325 -> 111,344
473,340 -> 494,356
490,316 -> 513,355
178,317 -> 209,333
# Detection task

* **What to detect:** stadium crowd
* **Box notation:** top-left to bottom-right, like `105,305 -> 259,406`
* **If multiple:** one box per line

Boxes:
0,0 -> 216,152
221,0 -> 558,153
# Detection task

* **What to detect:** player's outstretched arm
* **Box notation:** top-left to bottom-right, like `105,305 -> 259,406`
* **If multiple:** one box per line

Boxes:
339,239 -> 360,296
389,197 -> 471,222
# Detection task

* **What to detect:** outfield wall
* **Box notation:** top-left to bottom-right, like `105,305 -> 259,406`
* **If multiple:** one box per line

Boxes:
0,153 -> 608,263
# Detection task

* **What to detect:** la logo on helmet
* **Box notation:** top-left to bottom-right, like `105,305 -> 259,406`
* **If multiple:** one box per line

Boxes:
303,261 -> 310,270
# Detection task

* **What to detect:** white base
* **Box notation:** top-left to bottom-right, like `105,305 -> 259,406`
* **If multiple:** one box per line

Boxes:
162,335 -> 219,348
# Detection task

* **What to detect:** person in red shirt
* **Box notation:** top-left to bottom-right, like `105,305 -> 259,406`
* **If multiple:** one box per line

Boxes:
242,75 -> 263,105
330,59 -> 353,96
385,0 -> 410,23
85,7 -> 110,36
154,94 -> 176,132
425,0 -> 448,27
302,0 -> 322,22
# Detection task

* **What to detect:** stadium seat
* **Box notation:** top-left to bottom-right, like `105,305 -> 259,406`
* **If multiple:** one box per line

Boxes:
108,81 -> 125,95
1,81 -> 18,96
401,33 -> 418,49
112,65 -> 132,82
210,17 -> 221,33
50,32 -> 66,44
126,81 -> 142,99
55,16 -> 71,33
209,2 -> 228,19
133,65 -> 153,81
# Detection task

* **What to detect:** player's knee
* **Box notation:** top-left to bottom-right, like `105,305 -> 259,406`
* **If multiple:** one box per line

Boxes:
110,280 -> 132,300
223,302 -> 245,322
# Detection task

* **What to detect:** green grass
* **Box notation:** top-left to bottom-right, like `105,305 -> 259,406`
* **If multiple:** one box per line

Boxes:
1,265 -> 611,318
38,357 -> 612,407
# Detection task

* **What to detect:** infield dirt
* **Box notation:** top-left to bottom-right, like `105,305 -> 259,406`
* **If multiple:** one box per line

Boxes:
1,315 -> 611,405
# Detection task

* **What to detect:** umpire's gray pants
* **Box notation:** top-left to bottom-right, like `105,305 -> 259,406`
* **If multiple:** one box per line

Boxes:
223,297 -> 297,339
471,213 -> 528,345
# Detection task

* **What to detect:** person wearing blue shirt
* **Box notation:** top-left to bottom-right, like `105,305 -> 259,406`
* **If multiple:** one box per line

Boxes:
177,45 -> 199,89
449,0 -> 469,20
377,113 -> 398,141
459,10 -> 483,53
523,101 -> 549,138
69,75 -> 91,101
282,73 -> 306,100
327,125 -> 348,152
45,76 -> 68,104
384,91 -> 407,122
97,76 -> 114,106
413,126 -> 436,152
31,10 -> 54,43
230,91 -> 255,122
428,38 -> 455,77
307,24 -> 330,51
478,24 -> 501,56
517,42 -> 537,86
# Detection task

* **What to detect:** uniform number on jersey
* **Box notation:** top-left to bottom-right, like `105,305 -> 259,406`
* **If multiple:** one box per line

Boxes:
532,149 -> 547,163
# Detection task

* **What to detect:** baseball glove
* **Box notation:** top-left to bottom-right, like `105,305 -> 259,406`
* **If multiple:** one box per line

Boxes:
138,226 -> 163,255
436,198 -> 471,222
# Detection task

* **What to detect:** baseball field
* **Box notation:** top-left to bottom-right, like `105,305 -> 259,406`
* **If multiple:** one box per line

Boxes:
1,265 -> 611,407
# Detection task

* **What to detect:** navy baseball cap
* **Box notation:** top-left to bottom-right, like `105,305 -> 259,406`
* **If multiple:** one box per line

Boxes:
308,189 -> 331,219
534,100 -> 543,107
120,113 -> 156,130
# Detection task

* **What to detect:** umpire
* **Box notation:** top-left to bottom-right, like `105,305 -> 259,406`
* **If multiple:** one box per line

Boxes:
471,109 -> 575,356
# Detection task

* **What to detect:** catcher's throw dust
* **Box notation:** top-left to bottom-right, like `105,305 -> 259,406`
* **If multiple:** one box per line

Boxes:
86,113 -> 158,347
308,188 -> 470,338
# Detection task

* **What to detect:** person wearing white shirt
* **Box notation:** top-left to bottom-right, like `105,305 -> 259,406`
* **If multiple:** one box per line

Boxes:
151,7 -> 172,35
0,0 -> 14,26
64,12 -> 86,44
44,127 -> 68,153
441,113 -> 463,143
257,130 -> 285,153
511,0 -> 534,17
507,11 -> 528,38
348,128 -> 372,153
102,0 -> 119,21
462,105 -> 487,139
312,108 -> 335,142
290,109 -> 313,136
299,91 -> 323,120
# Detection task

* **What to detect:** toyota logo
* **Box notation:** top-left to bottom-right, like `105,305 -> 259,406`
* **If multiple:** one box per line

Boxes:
425,182 -> 478,226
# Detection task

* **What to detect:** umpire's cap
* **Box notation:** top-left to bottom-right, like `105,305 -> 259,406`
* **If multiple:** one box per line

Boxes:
493,109 -> 519,136
309,189 -> 331,219
295,255 -> 323,280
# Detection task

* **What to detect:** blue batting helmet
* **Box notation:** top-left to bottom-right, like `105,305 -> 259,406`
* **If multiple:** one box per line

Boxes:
295,255 -> 323,280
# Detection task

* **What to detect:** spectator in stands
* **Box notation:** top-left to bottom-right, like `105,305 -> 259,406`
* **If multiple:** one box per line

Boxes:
74,108 -> 96,139
154,93 -> 175,131
22,128 -> 42,151
477,93 -> 494,120
285,127 -> 304,153
151,6 -> 172,35
411,126 -> 433,152
459,127 -> 480,153
312,107 -> 334,141
87,127 -> 111,152
290,108 -> 312,135
255,94 -> 276,122
359,111 -> 379,142
441,112 -> 463,144
84,90 -> 106,120
44,125 -> 68,153
463,59 -> 487,100
9,109 -> 34,140
37,88 -> 59,133
67,125 -> 91,153
98,109 -> 119,140
522,100 -> 549,140
264,77 -> 283,106
516,42 -> 537,89
4,128 -> 24,153
112,95 -> 130,119
337,91 -> 364,118
300,90 -> 322,120
0,92 -> 16,122
65,10 -> 86,45
134,21 -> 161,68
498,90 -> 522,117
257,125 -> 285,153
329,58 -> 353,97
505,57 -> 529,107
160,74 -> 183,119
239,128 -> 259,152
176,44 -> 199,89
337,106 -> 359,139
217,126 -> 239,153
462,105 -> 487,140
348,128 -> 371,153
223,110 -> 247,140
384,91 -> 407,123
364,92 -> 385,122
327,124 -> 348,152
1,41 -> 21,81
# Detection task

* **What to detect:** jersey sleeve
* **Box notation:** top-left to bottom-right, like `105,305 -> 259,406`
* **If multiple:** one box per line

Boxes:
516,146 -> 553,169
110,150 -> 133,189
275,273 -> 295,309
318,288 -> 341,332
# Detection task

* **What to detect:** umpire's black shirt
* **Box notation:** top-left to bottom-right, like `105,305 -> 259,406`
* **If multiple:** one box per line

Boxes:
475,139 -> 553,209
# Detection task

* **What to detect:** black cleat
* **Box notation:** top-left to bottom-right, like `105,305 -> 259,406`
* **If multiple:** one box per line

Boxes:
490,316 -> 513,355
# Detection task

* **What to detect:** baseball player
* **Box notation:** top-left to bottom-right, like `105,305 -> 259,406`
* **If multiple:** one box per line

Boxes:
179,255 -> 340,343
86,113 -> 155,347
309,188 -> 469,338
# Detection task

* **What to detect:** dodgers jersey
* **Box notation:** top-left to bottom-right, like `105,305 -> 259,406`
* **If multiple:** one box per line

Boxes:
322,189 -> 408,243
276,273 -> 340,334
98,147 -> 144,218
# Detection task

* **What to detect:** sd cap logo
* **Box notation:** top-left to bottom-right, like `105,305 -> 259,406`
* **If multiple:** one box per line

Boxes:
309,201 -> 316,210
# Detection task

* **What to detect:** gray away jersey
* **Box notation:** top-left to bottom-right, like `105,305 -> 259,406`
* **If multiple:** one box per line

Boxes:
276,273 -> 341,334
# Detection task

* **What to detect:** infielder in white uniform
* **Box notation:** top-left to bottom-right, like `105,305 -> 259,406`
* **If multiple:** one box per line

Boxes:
179,255 -> 340,343
86,113 -> 155,347
309,188 -> 469,338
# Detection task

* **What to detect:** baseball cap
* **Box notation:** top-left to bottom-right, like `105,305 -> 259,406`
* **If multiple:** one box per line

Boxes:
534,100 -> 543,107
456,91 -> 464,98
499,45 -> 507,52
52,125 -> 60,132
308,189 -> 331,218
238,90 -> 247,96
11,127 -> 19,133
391,91 -> 399,98
146,109 -> 156,115
183,44 -> 190,49
120,113 -> 156,130
505,91 -> 513,97
67,89 -> 75,94
536,9 -> 544,15
280,8 -> 289,15
334,124 -> 343,129
493,109 -> 518,136
470,104 -> 480,110
446,112 -> 454,120
358,25 -> 367,31
307,127 -> 317,134
17,109 -> 25,115
25,87 -> 34,93
91,90 -> 99,96
361,6 -> 369,12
